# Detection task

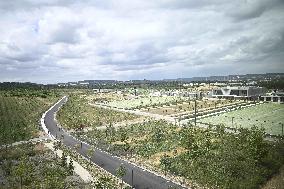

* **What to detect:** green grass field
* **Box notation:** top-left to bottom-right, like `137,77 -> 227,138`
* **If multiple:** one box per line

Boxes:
200,103 -> 284,136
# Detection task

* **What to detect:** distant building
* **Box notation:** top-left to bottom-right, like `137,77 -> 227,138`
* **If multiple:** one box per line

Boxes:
150,91 -> 162,97
93,89 -> 115,93
260,91 -> 284,103
212,86 -> 266,100
78,82 -> 89,85
210,82 -> 227,87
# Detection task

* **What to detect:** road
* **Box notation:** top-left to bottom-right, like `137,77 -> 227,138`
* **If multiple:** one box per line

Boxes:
44,96 -> 187,189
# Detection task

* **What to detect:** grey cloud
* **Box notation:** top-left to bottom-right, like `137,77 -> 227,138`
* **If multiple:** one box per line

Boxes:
159,0 -> 225,9
226,30 -> 284,62
50,24 -> 80,44
225,0 -> 284,21
0,42 -> 44,63
227,4 -> 266,21
41,20 -> 82,45
97,41 -> 170,67
114,64 -> 160,71
0,0 -> 77,11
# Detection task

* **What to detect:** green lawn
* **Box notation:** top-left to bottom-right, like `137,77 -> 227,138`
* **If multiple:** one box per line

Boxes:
200,103 -> 284,136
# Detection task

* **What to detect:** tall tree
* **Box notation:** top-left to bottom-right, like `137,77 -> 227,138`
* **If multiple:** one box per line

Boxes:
86,147 -> 95,169
116,164 -> 127,189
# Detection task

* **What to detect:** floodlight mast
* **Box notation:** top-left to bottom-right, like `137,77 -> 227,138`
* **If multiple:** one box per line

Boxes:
194,93 -> 197,126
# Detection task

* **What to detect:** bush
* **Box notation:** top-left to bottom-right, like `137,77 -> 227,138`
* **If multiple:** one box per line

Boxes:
164,126 -> 284,189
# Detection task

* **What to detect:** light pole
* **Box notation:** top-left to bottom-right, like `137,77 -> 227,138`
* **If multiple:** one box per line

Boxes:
131,169 -> 134,188
194,93 -> 197,127
232,117 -> 235,130
280,123 -> 284,136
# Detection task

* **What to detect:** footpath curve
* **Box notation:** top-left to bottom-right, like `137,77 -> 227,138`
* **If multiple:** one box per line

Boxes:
42,96 -> 187,189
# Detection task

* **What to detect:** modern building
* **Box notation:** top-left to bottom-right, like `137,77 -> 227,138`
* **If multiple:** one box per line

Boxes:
260,91 -> 284,103
212,86 -> 266,100
93,88 -> 115,93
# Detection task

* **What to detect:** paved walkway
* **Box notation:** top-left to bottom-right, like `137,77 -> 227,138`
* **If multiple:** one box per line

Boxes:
45,142 -> 93,182
0,136 -> 50,149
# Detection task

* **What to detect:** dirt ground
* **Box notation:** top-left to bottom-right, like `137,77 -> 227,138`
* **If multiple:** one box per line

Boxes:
261,165 -> 284,189
143,99 -> 239,116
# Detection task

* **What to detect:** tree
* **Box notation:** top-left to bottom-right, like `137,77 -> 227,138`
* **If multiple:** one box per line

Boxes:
94,176 -> 115,189
106,125 -> 116,145
12,156 -> 33,189
151,126 -> 165,143
61,152 -> 67,168
68,159 -> 74,175
116,164 -> 127,189
160,154 -> 171,175
86,147 -> 95,169
179,127 -> 195,150
119,128 -> 129,143
53,141 -> 62,158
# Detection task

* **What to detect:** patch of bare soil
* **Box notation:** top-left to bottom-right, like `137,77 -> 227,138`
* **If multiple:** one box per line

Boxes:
261,165 -> 284,189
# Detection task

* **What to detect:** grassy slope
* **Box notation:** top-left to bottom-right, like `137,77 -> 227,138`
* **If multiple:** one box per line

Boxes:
57,94 -> 138,130
0,142 -> 83,188
0,96 -> 58,145
77,121 -> 284,189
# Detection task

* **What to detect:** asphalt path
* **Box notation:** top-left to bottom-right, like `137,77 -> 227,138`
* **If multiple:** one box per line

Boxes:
44,96 -> 187,189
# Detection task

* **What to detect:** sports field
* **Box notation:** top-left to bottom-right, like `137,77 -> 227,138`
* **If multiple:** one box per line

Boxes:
200,103 -> 284,136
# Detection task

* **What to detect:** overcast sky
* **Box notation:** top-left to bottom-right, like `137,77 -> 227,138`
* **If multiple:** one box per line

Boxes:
0,0 -> 284,84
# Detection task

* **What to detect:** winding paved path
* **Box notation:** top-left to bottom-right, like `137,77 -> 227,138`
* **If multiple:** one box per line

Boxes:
44,96 -> 187,189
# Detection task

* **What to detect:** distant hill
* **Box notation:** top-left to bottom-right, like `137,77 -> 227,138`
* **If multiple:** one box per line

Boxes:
176,73 -> 284,82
